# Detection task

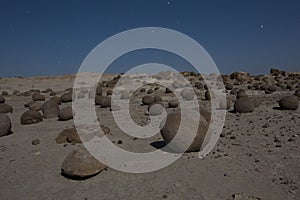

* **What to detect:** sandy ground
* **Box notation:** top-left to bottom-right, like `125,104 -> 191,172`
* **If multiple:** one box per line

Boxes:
0,74 -> 299,200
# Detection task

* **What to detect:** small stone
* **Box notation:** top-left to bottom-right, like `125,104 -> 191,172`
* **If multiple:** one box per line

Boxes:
32,139 -> 40,145
117,140 -> 123,144
230,136 -> 236,140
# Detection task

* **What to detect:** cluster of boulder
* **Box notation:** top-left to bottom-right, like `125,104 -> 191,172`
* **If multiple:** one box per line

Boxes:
1,68 -> 299,180
20,90 -> 74,125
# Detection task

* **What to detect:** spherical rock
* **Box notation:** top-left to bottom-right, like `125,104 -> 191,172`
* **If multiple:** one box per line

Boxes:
147,89 -> 153,94
32,93 -> 45,101
236,89 -> 248,99
2,91 -> 8,96
21,110 -> 43,125
142,95 -> 154,105
267,85 -> 277,92
58,106 -> 73,121
0,114 -> 12,137
42,100 -> 60,118
172,81 -> 180,89
205,90 -> 214,100
95,95 -> 112,107
56,128 -> 81,144
148,103 -> 165,116
0,104 -> 13,114
279,95 -> 298,110
49,91 -> 56,96
160,111 -> 209,152
50,96 -> 62,105
168,100 -> 179,108
61,149 -> 106,179
61,92 -> 73,103
181,88 -> 194,101
234,97 -> 255,113
0,95 -> 5,104
24,101 -> 34,108
153,95 -> 162,102
29,102 -> 43,111
230,88 -> 238,95
165,88 -> 173,93
225,83 -> 233,90
96,86 -> 103,95
260,84 -> 268,91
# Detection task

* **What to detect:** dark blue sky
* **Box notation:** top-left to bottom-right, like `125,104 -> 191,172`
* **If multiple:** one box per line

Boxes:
0,0 -> 299,77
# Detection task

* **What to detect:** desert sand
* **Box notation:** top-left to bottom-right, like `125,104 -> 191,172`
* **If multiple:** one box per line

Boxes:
0,70 -> 299,200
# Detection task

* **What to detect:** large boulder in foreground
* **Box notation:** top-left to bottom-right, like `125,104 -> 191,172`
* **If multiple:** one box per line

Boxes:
0,104 -> 13,114
234,97 -> 255,113
0,114 -> 12,137
61,149 -> 106,179
21,110 -> 43,125
42,100 -> 60,118
160,111 -> 209,152
279,95 -> 298,110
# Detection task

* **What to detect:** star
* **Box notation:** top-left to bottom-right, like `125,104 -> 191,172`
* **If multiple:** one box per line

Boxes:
26,10 -> 30,14
167,1 -> 170,5
260,25 -> 264,28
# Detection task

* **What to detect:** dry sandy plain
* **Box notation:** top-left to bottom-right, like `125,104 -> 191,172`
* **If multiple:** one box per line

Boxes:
0,71 -> 299,200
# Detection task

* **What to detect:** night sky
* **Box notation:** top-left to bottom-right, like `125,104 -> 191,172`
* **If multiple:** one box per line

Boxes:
1,0 -> 300,77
